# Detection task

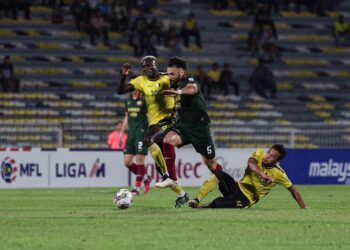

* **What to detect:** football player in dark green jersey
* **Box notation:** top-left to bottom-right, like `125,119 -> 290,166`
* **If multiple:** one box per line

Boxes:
119,91 -> 152,195
162,56 -> 223,178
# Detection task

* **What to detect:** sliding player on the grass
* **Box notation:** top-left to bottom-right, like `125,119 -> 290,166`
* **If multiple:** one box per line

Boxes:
119,91 -> 152,195
117,56 -> 188,207
188,144 -> 306,209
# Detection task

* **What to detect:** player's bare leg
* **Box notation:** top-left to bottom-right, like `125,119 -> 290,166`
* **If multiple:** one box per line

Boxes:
202,156 -> 223,173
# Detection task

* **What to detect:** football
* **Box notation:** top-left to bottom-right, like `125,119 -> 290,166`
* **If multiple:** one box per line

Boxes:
113,189 -> 133,209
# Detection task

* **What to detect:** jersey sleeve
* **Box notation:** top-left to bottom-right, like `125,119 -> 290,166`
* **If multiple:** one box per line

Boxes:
251,148 -> 264,163
160,75 -> 171,89
275,166 -> 293,188
129,76 -> 144,93
186,77 -> 198,87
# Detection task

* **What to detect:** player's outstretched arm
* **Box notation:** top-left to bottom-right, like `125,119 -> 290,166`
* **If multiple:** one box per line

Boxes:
117,63 -> 135,94
162,83 -> 198,96
119,112 -> 128,147
288,185 -> 306,209
247,158 -> 272,184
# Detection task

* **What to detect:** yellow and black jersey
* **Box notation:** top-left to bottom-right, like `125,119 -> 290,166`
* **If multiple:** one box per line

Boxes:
238,148 -> 293,205
130,74 -> 174,126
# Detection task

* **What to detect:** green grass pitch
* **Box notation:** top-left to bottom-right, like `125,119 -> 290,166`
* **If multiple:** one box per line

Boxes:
1,185 -> 350,250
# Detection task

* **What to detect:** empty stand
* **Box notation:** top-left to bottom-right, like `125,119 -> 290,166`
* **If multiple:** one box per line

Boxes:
1,2 -> 350,148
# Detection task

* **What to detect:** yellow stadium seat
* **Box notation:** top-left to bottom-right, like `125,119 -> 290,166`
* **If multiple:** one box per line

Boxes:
210,9 -> 245,17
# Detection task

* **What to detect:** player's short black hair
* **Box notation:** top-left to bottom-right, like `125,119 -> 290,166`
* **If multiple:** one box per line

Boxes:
141,55 -> 157,67
167,56 -> 187,70
271,144 -> 287,161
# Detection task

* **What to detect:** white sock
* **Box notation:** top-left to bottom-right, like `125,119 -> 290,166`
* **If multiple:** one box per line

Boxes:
178,191 -> 186,198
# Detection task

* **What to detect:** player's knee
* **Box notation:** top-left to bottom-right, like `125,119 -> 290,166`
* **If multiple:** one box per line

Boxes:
163,133 -> 179,145
163,134 -> 173,145
163,134 -> 169,144
124,158 -> 133,167
134,157 -> 145,165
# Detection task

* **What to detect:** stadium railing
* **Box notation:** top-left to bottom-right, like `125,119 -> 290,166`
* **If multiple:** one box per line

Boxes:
1,122 -> 350,149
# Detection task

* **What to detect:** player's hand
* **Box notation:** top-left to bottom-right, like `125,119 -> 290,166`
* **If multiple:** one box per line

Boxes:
188,199 -> 199,208
263,175 -> 273,185
122,63 -> 132,76
162,89 -> 179,96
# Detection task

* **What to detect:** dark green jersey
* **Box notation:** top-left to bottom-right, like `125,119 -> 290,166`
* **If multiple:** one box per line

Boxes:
174,76 -> 210,124
125,95 -> 148,131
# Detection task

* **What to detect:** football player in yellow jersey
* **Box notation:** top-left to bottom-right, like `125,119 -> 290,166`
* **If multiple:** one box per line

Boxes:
188,144 -> 306,209
117,56 -> 189,208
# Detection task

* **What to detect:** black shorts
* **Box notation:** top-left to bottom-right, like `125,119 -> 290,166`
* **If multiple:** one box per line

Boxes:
144,118 -> 175,147
209,171 -> 250,209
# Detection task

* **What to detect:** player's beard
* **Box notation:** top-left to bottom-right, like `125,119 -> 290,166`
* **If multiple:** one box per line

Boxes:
170,79 -> 180,89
